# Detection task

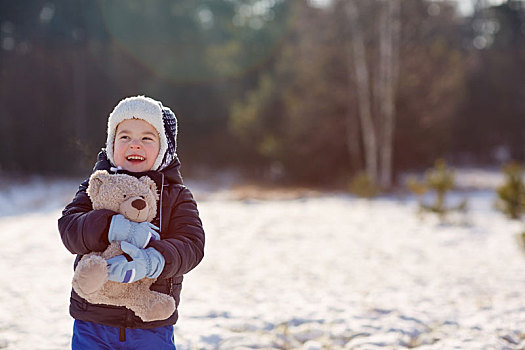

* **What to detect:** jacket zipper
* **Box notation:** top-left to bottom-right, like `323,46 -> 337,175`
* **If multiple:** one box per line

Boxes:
160,175 -> 174,297
168,277 -> 173,295
160,172 -> 165,232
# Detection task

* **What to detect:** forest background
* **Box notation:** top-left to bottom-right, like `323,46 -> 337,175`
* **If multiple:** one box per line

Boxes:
0,0 -> 524,189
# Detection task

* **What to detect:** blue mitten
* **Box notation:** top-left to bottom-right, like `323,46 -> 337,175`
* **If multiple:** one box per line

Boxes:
108,214 -> 160,248
106,241 -> 165,283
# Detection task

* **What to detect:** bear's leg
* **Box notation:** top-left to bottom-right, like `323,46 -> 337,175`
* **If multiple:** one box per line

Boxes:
125,282 -> 176,322
73,255 -> 108,297
141,291 -> 176,322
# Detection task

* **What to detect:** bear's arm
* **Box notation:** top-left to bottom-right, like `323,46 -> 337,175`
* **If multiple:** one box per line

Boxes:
149,187 -> 205,279
58,189 -> 114,254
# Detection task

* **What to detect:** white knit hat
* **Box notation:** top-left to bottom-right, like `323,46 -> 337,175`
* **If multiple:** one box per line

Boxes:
106,95 -> 175,171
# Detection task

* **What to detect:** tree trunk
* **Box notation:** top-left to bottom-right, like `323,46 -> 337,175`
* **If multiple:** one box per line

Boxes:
344,96 -> 362,172
345,0 -> 378,183
378,0 -> 401,188
73,46 -> 87,146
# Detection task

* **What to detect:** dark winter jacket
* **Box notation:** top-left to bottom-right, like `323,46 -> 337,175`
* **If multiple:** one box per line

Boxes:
58,150 -> 205,329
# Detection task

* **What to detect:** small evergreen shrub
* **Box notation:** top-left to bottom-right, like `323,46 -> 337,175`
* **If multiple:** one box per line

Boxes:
517,231 -> 525,254
406,175 -> 428,197
349,172 -> 380,198
496,162 -> 525,220
408,159 -> 467,221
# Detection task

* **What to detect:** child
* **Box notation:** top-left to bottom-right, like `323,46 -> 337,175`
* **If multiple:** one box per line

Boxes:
58,96 -> 205,349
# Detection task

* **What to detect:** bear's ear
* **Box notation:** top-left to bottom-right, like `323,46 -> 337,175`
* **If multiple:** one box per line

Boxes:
87,170 -> 110,198
139,176 -> 159,200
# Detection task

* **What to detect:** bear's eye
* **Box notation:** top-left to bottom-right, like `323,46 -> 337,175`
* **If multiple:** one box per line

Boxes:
140,195 -> 145,199
123,194 -> 127,199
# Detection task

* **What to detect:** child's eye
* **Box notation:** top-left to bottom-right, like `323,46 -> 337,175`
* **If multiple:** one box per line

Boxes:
119,136 -> 130,140
142,137 -> 153,141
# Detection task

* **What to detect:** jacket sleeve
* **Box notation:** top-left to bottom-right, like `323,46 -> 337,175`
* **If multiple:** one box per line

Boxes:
150,186 -> 205,279
58,186 -> 114,255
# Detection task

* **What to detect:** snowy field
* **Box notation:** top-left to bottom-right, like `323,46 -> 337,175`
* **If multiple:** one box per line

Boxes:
0,171 -> 524,349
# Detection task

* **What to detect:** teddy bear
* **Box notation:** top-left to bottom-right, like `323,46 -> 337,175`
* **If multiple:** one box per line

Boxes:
71,170 -> 176,322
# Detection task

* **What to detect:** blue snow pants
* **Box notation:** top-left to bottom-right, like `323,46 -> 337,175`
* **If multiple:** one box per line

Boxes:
72,320 -> 176,350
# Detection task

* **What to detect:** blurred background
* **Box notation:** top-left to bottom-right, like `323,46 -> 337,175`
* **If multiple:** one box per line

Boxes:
2,2 -> 525,348
0,0 -> 524,189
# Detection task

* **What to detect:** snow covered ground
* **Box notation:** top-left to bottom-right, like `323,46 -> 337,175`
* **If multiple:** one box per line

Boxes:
0,172 -> 524,349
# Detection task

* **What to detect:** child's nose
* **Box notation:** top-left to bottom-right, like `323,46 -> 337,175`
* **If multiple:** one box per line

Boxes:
130,140 -> 142,149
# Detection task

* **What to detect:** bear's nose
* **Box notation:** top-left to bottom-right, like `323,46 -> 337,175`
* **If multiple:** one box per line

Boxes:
131,199 -> 146,210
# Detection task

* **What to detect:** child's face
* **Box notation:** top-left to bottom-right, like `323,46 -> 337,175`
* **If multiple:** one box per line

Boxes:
113,119 -> 160,172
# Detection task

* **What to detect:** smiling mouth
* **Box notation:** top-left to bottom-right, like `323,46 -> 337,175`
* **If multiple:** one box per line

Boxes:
126,155 -> 145,162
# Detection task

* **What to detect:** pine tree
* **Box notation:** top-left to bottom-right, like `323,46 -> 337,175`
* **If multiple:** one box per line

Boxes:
408,159 -> 467,221
496,162 -> 525,220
